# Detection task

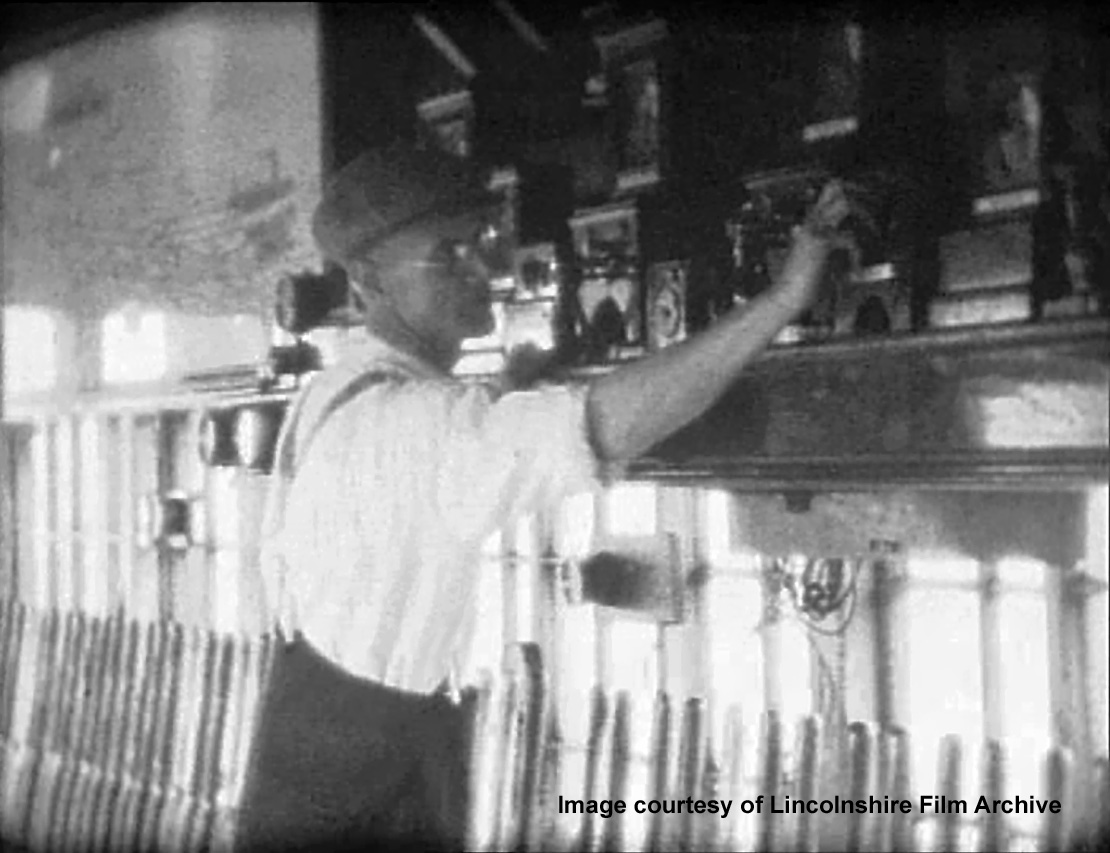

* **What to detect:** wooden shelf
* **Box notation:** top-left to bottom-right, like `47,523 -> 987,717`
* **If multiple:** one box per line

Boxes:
5,317 -> 1107,493
627,448 -> 1110,492
624,316 -> 1110,489
558,315 -> 1110,381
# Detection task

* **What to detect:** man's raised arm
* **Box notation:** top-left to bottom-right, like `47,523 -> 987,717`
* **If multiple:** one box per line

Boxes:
585,183 -> 851,464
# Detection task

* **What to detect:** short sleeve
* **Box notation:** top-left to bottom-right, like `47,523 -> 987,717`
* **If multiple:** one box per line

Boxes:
340,378 -> 602,547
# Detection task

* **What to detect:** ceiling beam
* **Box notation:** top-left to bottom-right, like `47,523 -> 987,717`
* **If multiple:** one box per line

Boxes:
412,11 -> 477,80
492,0 -> 549,53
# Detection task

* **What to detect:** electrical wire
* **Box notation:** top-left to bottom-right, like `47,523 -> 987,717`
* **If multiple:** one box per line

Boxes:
789,557 -> 862,637
806,629 -> 849,732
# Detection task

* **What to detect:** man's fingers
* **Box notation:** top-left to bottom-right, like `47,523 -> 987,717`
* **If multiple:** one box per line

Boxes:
811,179 -> 881,235
810,183 -> 851,232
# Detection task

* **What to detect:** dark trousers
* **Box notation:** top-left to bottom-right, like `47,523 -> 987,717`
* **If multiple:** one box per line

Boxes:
235,635 -> 471,853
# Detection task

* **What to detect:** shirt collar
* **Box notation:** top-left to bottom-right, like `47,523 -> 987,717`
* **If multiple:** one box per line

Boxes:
343,330 -> 449,382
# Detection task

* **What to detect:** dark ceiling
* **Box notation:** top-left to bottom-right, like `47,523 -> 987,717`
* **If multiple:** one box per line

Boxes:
2,3 -> 174,70
0,2 -> 803,77
1,3 -> 645,139
0,2 -> 637,72
0,1 -> 663,174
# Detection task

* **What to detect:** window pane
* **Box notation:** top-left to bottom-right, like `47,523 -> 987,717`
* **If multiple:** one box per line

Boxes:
605,483 -> 657,537
708,573 -> 764,786
996,587 -> 1050,746
997,586 -> 1050,836
609,618 -> 658,697
556,492 -> 596,559
710,574 -> 763,710
3,307 -> 58,395
704,489 -> 733,562
608,613 -> 659,851
622,690 -> 654,853
454,350 -> 505,377
779,619 -> 813,722
170,312 -> 269,375
560,604 -> 598,740
905,584 -> 983,795
778,617 -> 814,775
908,552 -> 980,585
996,556 -> 1045,592
102,307 -> 167,384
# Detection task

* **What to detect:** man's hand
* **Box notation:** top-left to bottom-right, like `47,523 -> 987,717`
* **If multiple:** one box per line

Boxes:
768,180 -> 858,316
584,177 -> 874,465
802,179 -> 856,241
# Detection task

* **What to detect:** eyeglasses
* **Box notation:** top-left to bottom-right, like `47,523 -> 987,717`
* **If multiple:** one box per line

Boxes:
409,224 -> 508,282
351,219 -> 510,285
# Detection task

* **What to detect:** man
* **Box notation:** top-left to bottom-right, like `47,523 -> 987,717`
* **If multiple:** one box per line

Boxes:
236,141 -> 850,852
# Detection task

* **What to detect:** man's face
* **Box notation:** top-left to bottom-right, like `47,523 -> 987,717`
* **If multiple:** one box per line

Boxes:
369,210 -> 498,351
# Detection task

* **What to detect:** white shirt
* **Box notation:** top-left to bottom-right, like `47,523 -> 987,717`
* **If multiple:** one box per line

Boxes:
258,335 -> 600,694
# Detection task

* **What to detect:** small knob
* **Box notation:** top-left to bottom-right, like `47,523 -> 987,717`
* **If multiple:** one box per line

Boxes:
275,267 -> 350,335
234,402 -> 286,474
198,408 -> 239,468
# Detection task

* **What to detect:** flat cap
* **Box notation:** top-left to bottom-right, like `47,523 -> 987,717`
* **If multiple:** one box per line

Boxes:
312,141 -> 493,267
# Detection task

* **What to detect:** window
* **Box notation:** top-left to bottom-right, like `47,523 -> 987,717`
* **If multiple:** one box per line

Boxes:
994,560 -> 1050,745
702,489 -> 769,850
607,615 -> 659,851
546,481 -> 664,848
709,570 -> 765,751
899,549 -> 1063,849
703,488 -> 738,566
903,554 -> 984,797
102,307 -> 168,385
707,567 -> 764,853
556,491 -> 596,560
995,558 -> 1050,838
702,489 -> 815,799
3,306 -> 59,395
605,483 -> 658,537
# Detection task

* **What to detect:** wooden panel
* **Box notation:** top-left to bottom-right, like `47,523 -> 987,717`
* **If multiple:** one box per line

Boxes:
635,319 -> 1110,489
